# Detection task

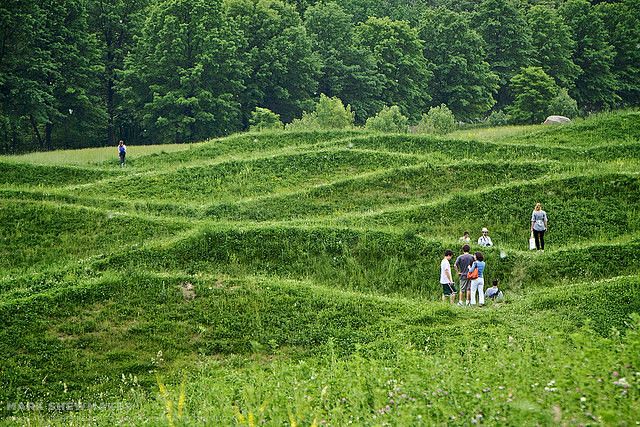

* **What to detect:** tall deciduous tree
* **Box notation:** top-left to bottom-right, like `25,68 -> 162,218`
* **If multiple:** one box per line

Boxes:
562,0 -> 618,111
0,0 -> 106,152
0,0 -> 51,152
527,4 -> 580,91
597,0 -> 640,106
120,0 -> 245,144
507,66 -> 560,124
475,0 -> 532,108
356,17 -> 431,121
419,7 -> 497,121
46,0 -> 107,150
225,0 -> 320,124
304,2 -> 383,122
88,0 -> 149,145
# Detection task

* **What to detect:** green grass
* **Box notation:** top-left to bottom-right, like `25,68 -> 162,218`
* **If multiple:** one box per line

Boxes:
451,110 -> 640,147
0,143 -> 197,166
0,200 -> 187,276
1,111 -> 639,425
74,148 -> 421,204
204,160 -> 562,222
327,172 -> 640,247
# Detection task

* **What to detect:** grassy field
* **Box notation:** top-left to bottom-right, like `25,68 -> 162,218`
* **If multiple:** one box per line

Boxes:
1,111 -> 639,425
2,143 -> 196,166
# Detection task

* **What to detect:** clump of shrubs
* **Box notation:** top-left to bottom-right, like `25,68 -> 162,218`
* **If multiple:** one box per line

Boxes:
415,104 -> 457,135
364,106 -> 408,133
286,94 -> 355,130
249,107 -> 283,131
486,110 -> 511,126
548,88 -> 579,119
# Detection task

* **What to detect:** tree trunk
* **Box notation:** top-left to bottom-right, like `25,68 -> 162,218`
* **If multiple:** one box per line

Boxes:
107,77 -> 115,145
11,125 -> 17,153
106,33 -> 116,146
45,122 -> 53,151
29,114 -> 45,150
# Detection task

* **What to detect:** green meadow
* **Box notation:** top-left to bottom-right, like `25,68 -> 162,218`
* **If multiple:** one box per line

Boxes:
1,111 -> 639,425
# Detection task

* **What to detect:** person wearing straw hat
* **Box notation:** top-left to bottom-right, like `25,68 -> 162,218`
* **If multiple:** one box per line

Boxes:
477,227 -> 493,247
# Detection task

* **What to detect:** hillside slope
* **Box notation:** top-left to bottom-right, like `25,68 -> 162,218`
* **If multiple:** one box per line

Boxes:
1,111 -> 639,425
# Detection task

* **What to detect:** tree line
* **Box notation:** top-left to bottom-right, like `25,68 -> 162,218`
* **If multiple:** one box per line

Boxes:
1,0 -> 638,152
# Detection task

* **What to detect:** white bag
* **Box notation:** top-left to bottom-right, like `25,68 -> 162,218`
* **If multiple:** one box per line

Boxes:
529,232 -> 536,250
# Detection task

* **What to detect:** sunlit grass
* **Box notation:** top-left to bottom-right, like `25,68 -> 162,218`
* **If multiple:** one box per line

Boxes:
449,124 -> 547,141
0,143 -> 199,166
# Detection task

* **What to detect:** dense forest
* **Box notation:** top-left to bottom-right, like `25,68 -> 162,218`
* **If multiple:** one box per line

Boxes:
1,0 -> 638,152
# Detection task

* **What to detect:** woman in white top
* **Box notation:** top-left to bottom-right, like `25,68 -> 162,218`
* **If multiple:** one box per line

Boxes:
530,203 -> 548,251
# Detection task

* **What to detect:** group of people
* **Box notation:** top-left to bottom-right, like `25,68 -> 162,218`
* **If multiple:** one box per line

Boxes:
439,203 -> 549,305
440,245 -> 501,306
459,227 -> 493,247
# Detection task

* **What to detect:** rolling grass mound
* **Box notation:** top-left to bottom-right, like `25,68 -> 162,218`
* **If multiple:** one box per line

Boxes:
333,172 -> 640,245
129,131 -> 364,169
0,162 -> 116,187
506,110 -> 640,147
74,148 -> 421,204
205,160 -> 561,222
1,111 -> 639,424
0,200 -> 187,275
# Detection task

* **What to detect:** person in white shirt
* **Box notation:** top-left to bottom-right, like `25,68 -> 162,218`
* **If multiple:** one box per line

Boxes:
440,249 -> 456,304
485,279 -> 504,302
477,227 -> 493,247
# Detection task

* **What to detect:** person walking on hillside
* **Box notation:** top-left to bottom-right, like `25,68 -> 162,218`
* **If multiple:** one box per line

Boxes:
118,140 -> 127,167
530,202 -> 548,251
454,244 -> 474,306
477,227 -> 493,247
468,251 -> 486,307
440,249 -> 456,304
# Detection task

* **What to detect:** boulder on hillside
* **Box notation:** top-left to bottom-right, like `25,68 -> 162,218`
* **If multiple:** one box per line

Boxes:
543,115 -> 571,125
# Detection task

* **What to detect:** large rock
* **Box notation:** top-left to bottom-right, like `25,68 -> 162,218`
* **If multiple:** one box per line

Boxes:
543,115 -> 571,125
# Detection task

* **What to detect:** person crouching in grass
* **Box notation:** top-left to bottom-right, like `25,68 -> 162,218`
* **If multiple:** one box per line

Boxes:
440,249 -> 456,304
485,279 -> 504,302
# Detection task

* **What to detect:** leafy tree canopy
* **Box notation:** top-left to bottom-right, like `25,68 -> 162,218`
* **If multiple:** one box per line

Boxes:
597,0 -> 640,106
562,0 -> 618,111
419,7 -> 498,120
507,66 -> 560,124
304,2 -> 383,122
475,0 -> 533,107
120,0 -> 245,143
225,0 -> 320,124
527,4 -> 580,91
356,16 -> 431,121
